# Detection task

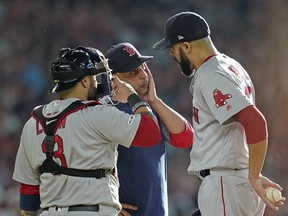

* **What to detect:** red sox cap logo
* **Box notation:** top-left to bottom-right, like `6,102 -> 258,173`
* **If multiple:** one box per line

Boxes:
213,89 -> 232,108
123,46 -> 136,56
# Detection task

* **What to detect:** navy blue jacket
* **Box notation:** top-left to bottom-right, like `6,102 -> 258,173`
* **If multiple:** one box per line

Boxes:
116,103 -> 168,216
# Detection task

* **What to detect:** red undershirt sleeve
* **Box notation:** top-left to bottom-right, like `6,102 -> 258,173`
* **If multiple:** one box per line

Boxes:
234,105 -> 268,144
20,183 -> 39,195
131,114 -> 161,147
169,120 -> 193,148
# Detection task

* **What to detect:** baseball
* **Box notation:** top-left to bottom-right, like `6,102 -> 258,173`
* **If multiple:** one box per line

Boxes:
265,187 -> 282,203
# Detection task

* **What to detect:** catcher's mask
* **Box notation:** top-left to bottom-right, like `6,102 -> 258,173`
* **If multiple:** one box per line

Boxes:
49,46 -> 113,98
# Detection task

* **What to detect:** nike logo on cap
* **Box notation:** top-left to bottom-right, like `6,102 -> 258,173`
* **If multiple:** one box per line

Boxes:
46,119 -> 57,125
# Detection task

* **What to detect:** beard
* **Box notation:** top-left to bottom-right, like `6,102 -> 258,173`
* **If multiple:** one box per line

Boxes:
177,48 -> 195,77
87,83 -> 98,100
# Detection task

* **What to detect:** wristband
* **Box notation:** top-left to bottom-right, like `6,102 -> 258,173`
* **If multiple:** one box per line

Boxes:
127,93 -> 149,112
131,101 -> 149,112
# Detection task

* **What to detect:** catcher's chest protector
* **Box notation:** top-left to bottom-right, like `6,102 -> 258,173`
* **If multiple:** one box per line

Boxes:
31,100 -> 113,178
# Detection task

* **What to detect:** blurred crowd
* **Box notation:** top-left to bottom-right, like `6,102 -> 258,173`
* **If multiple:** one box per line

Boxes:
0,0 -> 287,215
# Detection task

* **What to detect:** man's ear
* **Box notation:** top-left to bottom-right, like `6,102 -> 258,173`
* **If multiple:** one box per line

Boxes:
80,77 -> 89,88
182,42 -> 192,54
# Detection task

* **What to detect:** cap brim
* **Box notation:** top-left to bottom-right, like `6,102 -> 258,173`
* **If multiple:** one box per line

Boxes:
139,55 -> 153,63
113,56 -> 153,74
153,38 -> 173,50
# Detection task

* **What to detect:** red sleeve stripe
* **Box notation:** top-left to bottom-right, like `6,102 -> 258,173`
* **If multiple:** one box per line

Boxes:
131,114 -> 161,147
234,105 -> 267,144
20,183 -> 39,195
169,120 -> 193,148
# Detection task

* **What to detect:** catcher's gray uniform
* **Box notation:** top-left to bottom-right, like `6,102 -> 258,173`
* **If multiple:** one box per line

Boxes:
188,54 -> 265,215
13,98 -> 141,215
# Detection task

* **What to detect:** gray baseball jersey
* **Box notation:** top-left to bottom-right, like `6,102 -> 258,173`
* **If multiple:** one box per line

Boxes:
13,98 -> 140,215
188,54 -> 255,173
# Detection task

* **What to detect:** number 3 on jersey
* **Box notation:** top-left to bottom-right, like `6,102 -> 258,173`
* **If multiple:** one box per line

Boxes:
41,135 -> 68,167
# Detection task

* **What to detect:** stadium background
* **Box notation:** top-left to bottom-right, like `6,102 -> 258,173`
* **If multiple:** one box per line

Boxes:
0,0 -> 287,215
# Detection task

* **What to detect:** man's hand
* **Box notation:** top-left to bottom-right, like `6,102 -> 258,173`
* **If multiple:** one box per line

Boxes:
20,209 -> 41,216
111,76 -> 137,103
249,175 -> 286,211
142,63 -> 159,104
118,203 -> 137,216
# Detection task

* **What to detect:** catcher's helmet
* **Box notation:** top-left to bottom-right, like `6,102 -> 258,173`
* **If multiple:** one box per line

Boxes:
49,46 -> 112,96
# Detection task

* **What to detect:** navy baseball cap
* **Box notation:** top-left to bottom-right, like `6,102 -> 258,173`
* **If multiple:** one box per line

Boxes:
106,43 -> 153,74
153,12 -> 210,50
